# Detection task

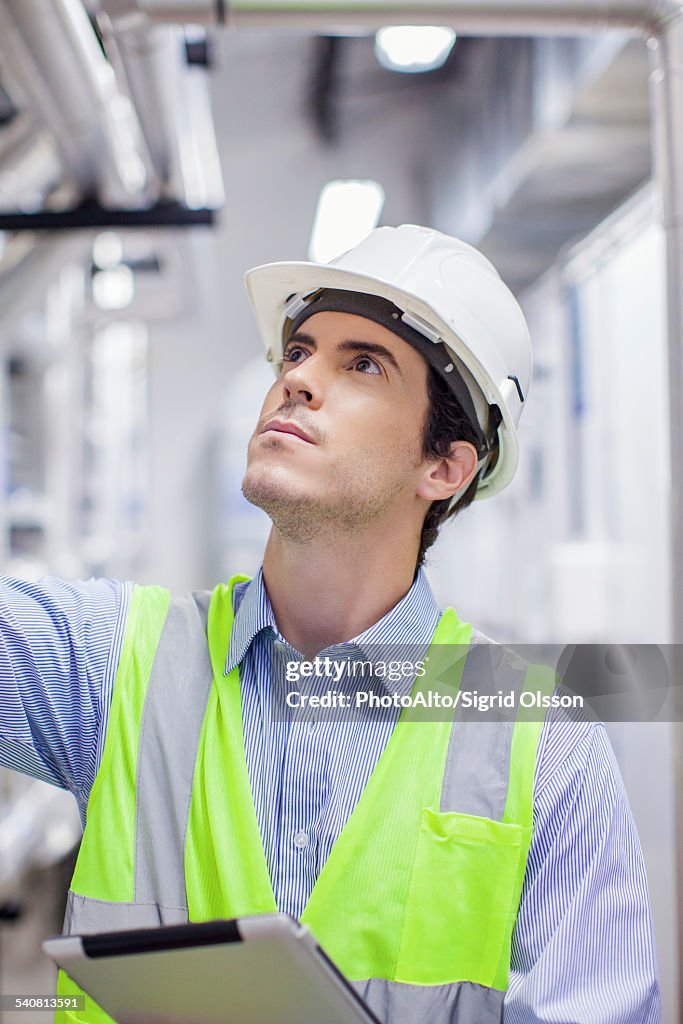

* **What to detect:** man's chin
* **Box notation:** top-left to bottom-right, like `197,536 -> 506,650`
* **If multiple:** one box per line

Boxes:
241,468 -> 312,516
242,470 -> 326,541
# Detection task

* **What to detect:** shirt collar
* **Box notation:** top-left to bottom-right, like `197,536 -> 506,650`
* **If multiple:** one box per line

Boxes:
225,564 -> 442,680
225,566 -> 276,674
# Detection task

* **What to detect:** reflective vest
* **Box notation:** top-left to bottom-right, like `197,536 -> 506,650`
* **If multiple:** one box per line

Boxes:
55,575 -> 553,1024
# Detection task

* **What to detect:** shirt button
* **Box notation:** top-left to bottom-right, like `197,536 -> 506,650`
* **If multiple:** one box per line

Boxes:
293,830 -> 309,850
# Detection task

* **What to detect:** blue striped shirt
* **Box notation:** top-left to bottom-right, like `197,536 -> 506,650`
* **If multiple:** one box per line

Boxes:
0,571 -> 662,1022
228,569 -> 439,916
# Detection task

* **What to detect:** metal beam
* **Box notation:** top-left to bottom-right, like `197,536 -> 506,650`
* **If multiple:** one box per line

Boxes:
0,202 -> 215,231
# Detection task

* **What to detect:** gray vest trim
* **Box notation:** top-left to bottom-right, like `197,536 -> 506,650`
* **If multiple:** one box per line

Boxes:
64,891 -> 189,934
351,977 -> 504,1024
439,630 -> 527,820
134,591 -> 214,908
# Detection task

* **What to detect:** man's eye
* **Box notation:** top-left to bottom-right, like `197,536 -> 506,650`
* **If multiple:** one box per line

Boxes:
354,356 -> 381,375
282,346 -> 308,364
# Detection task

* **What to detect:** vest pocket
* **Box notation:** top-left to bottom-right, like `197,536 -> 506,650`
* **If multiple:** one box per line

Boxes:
394,807 -> 530,989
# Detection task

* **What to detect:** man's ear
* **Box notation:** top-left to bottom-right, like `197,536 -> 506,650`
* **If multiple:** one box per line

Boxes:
416,441 -> 479,504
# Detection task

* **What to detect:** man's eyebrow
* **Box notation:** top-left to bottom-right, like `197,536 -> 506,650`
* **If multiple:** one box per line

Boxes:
337,340 -> 406,379
286,331 -> 406,380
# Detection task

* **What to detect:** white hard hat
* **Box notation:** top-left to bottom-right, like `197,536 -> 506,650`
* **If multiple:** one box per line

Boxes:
245,224 -> 532,501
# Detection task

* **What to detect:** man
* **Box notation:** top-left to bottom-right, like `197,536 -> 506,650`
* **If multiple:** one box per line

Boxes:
0,225 -> 661,1023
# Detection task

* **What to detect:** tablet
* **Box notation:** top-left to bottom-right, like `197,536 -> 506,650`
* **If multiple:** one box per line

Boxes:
43,913 -> 381,1024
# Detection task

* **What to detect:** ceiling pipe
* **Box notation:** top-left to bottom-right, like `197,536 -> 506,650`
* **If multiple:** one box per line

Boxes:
0,0 -> 156,208
96,19 -> 225,208
99,22 -> 180,191
98,0 -> 681,34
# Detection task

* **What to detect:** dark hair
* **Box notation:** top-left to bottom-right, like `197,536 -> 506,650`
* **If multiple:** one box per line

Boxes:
416,365 -> 485,570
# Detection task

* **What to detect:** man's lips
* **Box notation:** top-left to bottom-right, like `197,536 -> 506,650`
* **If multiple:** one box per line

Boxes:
261,419 -> 316,444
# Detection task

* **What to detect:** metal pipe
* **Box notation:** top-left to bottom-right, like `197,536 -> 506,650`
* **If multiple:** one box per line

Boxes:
0,0 -> 155,208
100,0 -> 683,34
101,22 -> 179,188
98,21 -> 224,207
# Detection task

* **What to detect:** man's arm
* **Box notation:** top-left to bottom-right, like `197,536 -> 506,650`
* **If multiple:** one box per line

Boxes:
0,575 -> 130,808
504,716 -> 662,1023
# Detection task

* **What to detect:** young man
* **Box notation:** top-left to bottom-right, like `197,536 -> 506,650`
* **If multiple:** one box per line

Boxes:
0,226 -> 661,1023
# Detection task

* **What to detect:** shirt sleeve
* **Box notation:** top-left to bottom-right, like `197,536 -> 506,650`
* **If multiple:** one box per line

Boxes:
0,575 -> 131,802
504,715 -> 662,1023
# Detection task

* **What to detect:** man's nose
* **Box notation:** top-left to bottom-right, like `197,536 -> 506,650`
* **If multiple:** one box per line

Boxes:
281,356 -> 325,408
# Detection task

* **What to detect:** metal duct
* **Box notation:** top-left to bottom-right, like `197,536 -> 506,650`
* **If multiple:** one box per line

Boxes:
0,0 -> 156,208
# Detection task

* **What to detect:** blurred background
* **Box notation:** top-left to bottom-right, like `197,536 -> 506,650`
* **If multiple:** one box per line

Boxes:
0,1 -> 679,1021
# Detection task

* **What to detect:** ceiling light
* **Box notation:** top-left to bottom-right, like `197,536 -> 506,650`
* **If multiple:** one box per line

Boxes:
93,232 -> 123,270
374,26 -> 456,73
92,265 -> 134,310
309,180 -> 385,264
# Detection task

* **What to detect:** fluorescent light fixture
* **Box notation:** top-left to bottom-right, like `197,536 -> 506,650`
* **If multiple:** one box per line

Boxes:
92,265 -> 134,311
93,232 -> 123,270
309,180 -> 385,264
375,26 -> 456,73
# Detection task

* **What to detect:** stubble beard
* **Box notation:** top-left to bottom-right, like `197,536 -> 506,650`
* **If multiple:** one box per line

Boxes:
241,456 -> 412,544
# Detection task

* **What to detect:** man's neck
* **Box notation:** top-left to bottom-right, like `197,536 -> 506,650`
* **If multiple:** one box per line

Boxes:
261,527 -> 421,657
